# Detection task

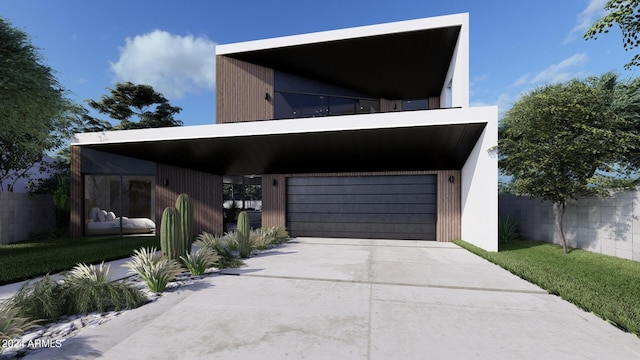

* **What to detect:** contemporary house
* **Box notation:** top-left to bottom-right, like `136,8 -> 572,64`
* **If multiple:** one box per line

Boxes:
70,13 -> 499,250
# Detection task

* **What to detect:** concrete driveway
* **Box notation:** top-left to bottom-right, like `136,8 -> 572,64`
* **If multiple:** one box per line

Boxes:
23,238 -> 640,359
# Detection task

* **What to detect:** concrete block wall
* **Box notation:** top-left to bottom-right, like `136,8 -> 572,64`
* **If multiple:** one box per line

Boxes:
0,192 -> 55,244
499,188 -> 640,261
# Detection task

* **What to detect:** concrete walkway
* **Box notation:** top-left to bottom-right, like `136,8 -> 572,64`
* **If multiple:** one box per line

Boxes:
13,238 -> 640,359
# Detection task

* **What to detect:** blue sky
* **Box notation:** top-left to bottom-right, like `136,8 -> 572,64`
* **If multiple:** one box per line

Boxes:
1,0 -> 637,126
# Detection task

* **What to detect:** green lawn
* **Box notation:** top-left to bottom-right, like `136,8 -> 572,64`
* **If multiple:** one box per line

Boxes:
453,239 -> 640,335
0,235 -> 160,285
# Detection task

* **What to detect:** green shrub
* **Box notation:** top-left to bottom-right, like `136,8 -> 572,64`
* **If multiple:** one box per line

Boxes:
498,216 -> 521,243
223,231 -> 240,252
9,264 -> 146,323
64,263 -> 147,314
180,248 -> 219,276
0,301 -> 39,352
255,226 -> 291,247
10,275 -> 65,321
123,247 -> 183,293
195,232 -> 244,269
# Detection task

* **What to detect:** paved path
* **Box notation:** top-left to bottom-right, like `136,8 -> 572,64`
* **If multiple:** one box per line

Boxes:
12,238 -> 640,359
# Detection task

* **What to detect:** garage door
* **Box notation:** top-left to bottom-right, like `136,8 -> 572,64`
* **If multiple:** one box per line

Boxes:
287,175 -> 436,240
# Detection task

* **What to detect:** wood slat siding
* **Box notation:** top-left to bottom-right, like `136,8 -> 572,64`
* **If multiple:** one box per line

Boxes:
261,174 -> 287,228
429,97 -> 441,109
262,170 -> 461,242
216,56 -> 274,123
156,164 -> 223,235
70,146 -> 83,237
436,170 -> 461,242
380,99 -> 400,112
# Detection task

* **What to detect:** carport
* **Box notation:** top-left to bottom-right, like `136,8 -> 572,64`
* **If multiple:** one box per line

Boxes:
71,106 -> 495,245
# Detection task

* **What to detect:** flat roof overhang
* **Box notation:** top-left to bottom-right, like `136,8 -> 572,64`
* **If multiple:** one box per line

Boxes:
72,107 -> 493,176
216,14 -> 466,100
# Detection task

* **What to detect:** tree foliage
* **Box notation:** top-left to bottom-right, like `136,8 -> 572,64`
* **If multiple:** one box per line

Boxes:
499,73 -> 640,253
585,0 -> 640,69
0,18 -> 76,191
86,82 -> 182,130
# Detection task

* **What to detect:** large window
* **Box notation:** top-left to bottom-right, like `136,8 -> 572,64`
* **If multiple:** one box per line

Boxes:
84,175 -> 156,236
401,99 -> 429,111
274,91 -> 380,119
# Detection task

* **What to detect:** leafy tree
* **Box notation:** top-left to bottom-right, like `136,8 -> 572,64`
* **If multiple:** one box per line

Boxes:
86,82 -> 182,130
584,0 -> 640,69
0,18 -> 75,191
499,73 -> 640,253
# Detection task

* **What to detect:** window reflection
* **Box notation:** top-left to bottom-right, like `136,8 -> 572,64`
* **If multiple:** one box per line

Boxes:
274,91 -> 379,119
84,175 -> 156,236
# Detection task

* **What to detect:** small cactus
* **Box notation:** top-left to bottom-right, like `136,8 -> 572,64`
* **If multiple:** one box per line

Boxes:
237,211 -> 252,258
160,207 -> 185,261
175,194 -> 194,251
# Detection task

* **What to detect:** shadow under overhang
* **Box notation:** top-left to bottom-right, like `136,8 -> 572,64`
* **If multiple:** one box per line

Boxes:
226,25 -> 461,100
81,122 -> 486,176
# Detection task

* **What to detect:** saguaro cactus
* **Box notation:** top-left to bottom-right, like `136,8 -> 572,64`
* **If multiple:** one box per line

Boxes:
175,193 -> 194,251
160,207 -> 184,260
237,211 -> 252,258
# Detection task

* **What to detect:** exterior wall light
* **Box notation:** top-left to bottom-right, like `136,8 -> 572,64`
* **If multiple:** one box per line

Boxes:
448,175 -> 455,183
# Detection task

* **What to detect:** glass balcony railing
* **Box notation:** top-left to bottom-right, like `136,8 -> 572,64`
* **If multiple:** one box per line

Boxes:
274,91 -> 380,120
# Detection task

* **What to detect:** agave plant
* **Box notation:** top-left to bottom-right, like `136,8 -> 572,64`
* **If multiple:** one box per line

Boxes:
123,247 -> 183,293
0,301 -> 39,352
498,216 -> 521,243
180,247 -> 219,276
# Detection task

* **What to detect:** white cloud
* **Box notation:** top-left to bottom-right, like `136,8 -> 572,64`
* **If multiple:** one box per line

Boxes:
530,53 -> 589,83
110,30 -> 217,99
564,0 -> 608,44
511,53 -> 589,87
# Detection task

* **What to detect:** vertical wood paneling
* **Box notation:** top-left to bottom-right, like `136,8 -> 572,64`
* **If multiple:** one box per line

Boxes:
216,56 -> 274,123
263,170 -> 461,242
436,170 -> 461,242
70,146 -> 83,237
157,164 -> 223,235
261,174 -> 287,228
380,99 -> 400,112
429,97 -> 441,109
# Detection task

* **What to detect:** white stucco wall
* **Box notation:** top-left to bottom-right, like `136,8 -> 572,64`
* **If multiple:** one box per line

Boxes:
461,107 -> 498,251
441,13 -> 469,108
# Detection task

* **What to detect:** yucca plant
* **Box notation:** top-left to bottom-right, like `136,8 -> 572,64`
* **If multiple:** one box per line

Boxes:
498,216 -> 521,243
195,232 -> 244,269
180,248 -> 219,276
0,301 -> 39,353
123,247 -> 183,293
64,262 -> 147,314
